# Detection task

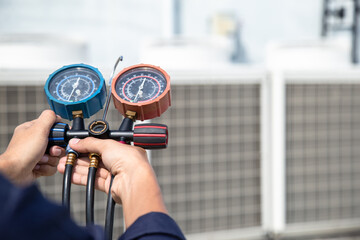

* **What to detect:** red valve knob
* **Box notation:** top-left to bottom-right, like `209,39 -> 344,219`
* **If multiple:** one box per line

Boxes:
133,124 -> 168,149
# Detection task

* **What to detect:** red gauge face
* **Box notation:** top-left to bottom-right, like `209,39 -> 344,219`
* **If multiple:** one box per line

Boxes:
115,67 -> 167,103
111,64 -> 171,121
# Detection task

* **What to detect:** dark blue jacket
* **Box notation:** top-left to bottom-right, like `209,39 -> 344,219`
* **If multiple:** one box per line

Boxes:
0,174 -> 185,240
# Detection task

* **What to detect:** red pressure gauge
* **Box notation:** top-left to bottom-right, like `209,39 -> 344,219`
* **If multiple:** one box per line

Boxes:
111,64 -> 171,121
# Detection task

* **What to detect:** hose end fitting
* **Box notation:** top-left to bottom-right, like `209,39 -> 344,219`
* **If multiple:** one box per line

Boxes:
66,152 -> 78,166
89,153 -> 100,168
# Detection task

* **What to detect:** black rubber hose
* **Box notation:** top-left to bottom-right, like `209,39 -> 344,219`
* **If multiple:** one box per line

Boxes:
86,167 -> 97,225
105,175 -> 116,240
61,115 -> 84,211
62,164 -> 73,211
105,117 -> 133,239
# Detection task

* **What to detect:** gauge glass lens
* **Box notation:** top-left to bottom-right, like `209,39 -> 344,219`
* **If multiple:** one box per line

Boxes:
48,67 -> 102,103
114,67 -> 167,103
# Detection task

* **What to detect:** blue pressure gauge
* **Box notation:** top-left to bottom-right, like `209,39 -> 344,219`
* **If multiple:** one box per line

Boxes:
45,64 -> 106,120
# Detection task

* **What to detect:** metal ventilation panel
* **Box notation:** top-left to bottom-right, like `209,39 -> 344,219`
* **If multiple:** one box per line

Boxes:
151,84 -> 261,233
286,84 -> 360,224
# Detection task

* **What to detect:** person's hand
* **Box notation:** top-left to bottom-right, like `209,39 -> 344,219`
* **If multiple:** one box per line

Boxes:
57,137 -> 167,227
0,110 -> 65,185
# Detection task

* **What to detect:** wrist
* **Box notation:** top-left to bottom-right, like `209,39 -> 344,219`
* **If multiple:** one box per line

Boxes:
0,152 -> 34,185
111,160 -> 153,201
111,161 -> 168,227
0,153 -> 17,182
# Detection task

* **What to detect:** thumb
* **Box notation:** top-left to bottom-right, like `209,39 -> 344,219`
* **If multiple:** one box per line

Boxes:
68,137 -> 111,155
34,110 -> 61,130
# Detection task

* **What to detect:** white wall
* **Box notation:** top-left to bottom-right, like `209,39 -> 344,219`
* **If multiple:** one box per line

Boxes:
0,0 -> 327,67
182,0 -> 323,63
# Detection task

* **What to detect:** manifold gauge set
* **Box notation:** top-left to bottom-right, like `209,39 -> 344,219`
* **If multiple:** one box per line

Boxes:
44,58 -> 171,240
45,63 -> 171,121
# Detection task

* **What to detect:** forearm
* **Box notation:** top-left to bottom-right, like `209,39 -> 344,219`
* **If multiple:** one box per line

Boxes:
112,161 -> 168,228
0,154 -> 18,183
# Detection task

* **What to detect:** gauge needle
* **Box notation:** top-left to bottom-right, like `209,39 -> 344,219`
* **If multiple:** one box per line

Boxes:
68,77 -> 80,101
133,78 -> 146,103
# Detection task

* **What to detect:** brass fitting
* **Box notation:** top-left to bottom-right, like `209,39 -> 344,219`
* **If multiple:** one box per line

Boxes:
126,110 -> 137,121
89,153 -> 101,168
89,120 -> 108,135
72,110 -> 83,119
66,152 -> 77,166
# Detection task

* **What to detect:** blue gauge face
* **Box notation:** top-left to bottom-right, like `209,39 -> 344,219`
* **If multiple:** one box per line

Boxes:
45,64 -> 106,120
48,67 -> 102,103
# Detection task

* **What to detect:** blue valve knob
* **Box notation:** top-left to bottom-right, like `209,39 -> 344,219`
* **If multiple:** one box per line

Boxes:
47,122 -> 69,152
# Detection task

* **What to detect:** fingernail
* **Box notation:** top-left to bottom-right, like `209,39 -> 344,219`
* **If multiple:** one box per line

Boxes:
53,148 -> 62,157
69,138 -> 80,145
40,155 -> 49,163
34,165 -> 41,170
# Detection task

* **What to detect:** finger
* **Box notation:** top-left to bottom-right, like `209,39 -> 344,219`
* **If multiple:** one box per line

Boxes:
49,146 -> 65,157
57,157 -> 88,173
68,137 -> 118,155
57,158 -> 109,179
75,157 -> 107,169
34,110 -> 57,131
57,158 -> 110,193
58,157 -> 90,168
71,163 -> 110,180
71,172 -> 108,193
39,155 -> 60,167
57,159 -> 66,174
55,114 -> 62,123
34,164 -> 57,176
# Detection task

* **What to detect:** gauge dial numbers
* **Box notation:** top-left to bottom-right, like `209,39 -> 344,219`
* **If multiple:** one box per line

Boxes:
47,67 -> 101,103
45,64 -> 106,120
115,69 -> 167,103
112,64 -> 171,121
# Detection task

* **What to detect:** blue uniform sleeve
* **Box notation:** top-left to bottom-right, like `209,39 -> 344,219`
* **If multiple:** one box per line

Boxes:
119,212 -> 186,240
0,173 -> 185,240
0,173 -> 103,240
